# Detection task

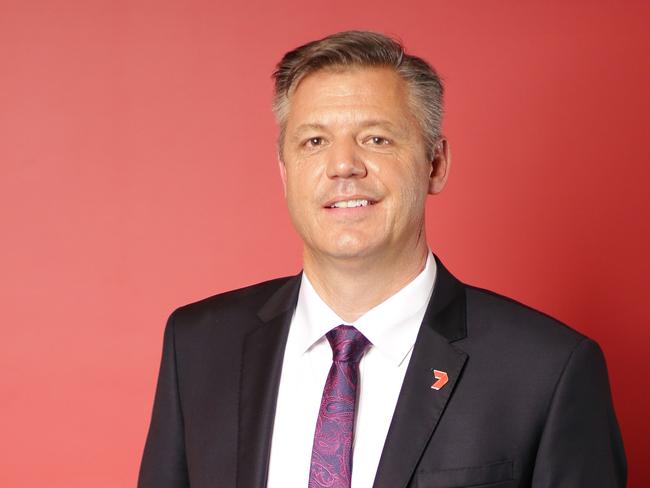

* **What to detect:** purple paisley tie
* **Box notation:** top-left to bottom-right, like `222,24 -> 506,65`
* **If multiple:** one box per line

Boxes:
308,325 -> 371,488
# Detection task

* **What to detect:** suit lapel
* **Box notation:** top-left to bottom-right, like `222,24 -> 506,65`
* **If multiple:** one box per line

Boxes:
372,255 -> 469,488
236,274 -> 301,488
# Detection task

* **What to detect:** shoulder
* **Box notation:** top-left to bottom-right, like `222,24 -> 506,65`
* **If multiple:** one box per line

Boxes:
458,284 -> 612,412
168,275 -> 297,333
462,284 -> 590,356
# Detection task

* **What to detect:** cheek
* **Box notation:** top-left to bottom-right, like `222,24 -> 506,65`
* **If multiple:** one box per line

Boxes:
287,172 -> 317,208
386,165 -> 429,207
286,182 -> 309,223
284,165 -> 322,225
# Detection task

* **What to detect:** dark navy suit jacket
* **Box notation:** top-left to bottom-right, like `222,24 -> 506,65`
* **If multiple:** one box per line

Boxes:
138,254 -> 626,487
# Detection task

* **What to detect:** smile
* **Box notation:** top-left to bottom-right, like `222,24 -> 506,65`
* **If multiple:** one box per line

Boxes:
329,199 -> 374,209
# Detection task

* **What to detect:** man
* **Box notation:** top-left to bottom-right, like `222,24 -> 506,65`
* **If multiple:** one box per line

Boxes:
138,31 -> 626,488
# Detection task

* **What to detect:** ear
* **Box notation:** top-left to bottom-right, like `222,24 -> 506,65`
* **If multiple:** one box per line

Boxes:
428,138 -> 451,195
277,153 -> 288,197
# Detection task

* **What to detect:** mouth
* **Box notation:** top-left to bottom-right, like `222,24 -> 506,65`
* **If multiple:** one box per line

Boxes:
328,198 -> 376,209
324,197 -> 379,209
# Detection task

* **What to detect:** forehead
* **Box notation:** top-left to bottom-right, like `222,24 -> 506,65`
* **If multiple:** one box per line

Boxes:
286,66 -> 416,130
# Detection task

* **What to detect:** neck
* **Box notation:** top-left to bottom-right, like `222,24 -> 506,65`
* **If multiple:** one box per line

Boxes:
303,239 -> 430,323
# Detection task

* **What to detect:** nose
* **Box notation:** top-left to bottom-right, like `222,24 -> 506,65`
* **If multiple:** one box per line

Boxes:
325,139 -> 367,179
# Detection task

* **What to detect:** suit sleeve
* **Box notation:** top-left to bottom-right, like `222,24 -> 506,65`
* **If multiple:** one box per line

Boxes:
138,310 -> 190,488
531,338 -> 626,487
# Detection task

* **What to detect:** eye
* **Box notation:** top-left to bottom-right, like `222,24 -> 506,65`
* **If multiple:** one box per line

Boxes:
305,137 -> 325,147
366,136 -> 391,146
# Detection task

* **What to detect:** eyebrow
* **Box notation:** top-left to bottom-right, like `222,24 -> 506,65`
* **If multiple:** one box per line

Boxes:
291,119 -> 405,138
292,123 -> 328,135
357,119 -> 402,132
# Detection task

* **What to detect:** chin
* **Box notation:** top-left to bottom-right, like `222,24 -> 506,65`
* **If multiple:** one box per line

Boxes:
320,235 -> 380,260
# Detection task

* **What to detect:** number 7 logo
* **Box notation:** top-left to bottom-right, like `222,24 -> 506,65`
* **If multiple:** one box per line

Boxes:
430,369 -> 448,390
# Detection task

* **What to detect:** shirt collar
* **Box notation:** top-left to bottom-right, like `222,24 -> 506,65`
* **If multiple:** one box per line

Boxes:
293,251 -> 437,367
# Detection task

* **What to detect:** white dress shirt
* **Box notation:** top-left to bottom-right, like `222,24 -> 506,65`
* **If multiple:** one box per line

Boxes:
267,251 -> 437,488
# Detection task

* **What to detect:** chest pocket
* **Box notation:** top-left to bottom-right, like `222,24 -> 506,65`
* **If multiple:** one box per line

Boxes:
413,460 -> 514,488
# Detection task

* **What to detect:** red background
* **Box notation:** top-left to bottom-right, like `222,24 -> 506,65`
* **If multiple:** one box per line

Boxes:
1,0 -> 648,486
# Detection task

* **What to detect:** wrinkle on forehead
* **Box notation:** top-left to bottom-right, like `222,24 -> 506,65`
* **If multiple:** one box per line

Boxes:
286,67 -> 417,136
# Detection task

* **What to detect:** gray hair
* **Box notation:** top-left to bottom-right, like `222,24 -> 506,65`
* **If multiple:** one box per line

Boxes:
272,30 -> 444,160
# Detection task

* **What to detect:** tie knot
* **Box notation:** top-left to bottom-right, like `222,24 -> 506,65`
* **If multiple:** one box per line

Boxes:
326,325 -> 371,363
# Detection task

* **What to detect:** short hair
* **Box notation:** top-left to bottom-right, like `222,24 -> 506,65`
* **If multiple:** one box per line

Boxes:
272,30 -> 444,160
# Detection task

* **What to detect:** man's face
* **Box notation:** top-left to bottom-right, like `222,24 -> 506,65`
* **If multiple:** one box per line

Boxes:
280,66 -> 448,262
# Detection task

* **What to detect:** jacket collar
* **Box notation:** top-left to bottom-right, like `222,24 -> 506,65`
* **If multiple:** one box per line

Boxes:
256,253 -> 466,342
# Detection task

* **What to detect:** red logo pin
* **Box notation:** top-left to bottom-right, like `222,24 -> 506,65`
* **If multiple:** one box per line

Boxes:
430,369 -> 448,390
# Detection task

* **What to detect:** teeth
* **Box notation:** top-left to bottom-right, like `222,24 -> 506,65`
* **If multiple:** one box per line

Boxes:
331,199 -> 370,208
